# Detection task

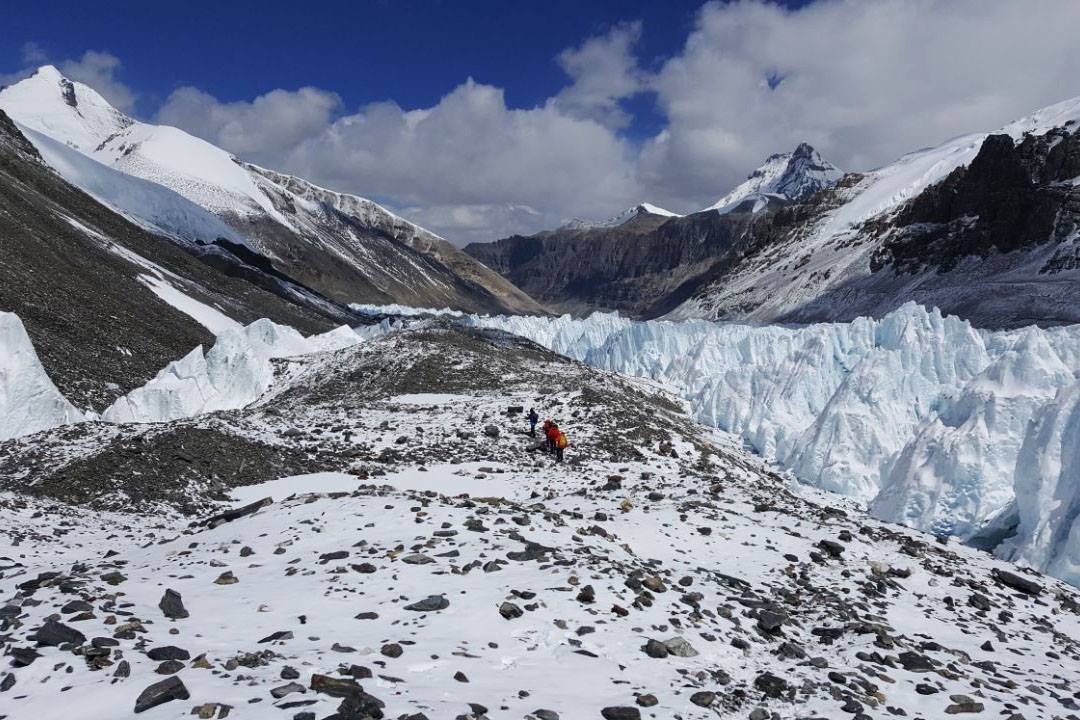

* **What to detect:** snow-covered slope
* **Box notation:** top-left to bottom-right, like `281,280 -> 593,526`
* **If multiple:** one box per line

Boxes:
0,66 -> 543,315
17,123 -> 243,245
0,313 -> 86,441
703,142 -> 843,214
101,319 -> 368,425
468,304 -> 1080,584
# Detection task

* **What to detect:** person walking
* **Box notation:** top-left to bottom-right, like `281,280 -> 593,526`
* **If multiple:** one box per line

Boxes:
545,421 -> 560,453
555,428 -> 568,463
528,408 -> 539,436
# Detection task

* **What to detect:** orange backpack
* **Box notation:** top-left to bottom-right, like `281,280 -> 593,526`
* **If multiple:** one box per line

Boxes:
556,432 -> 568,449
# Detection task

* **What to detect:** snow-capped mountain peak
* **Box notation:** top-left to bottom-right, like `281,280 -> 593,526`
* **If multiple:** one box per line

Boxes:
561,202 -> 681,230
704,142 -> 843,213
0,66 -> 545,314
0,65 -> 132,154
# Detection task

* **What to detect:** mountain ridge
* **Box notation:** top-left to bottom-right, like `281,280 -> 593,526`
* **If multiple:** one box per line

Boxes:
468,95 -> 1080,327
0,65 -> 544,315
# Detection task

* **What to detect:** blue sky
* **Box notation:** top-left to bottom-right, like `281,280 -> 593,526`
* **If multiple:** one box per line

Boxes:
5,0 -> 803,136
3,1 -> 1079,243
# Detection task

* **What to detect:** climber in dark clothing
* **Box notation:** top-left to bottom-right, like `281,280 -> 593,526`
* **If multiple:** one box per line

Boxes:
528,408 -> 539,436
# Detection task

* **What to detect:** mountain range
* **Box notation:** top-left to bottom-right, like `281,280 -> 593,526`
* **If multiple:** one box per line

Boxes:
467,98 -> 1080,328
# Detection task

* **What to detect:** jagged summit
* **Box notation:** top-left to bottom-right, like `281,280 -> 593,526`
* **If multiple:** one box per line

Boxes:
561,201 -> 681,230
703,141 -> 843,214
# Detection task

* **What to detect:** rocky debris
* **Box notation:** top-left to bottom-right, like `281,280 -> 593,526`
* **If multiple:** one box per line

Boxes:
158,588 -> 188,619
0,321 -> 1078,720
945,695 -> 985,714
601,708 -> 640,720
134,676 -> 189,713
147,645 -> 190,661
33,619 -> 85,647
993,568 -> 1042,595
689,691 -> 715,707
403,595 -> 449,612
817,539 -> 845,557
499,602 -> 524,620
757,609 -> 787,633
898,651 -> 935,672
197,497 -> 273,528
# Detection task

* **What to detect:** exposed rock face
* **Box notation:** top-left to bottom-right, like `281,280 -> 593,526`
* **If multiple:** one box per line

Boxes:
873,129 -> 1080,275
464,208 -> 764,317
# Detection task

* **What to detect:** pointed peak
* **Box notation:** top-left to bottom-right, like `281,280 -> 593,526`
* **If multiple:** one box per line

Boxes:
703,143 -> 843,214
32,65 -> 65,81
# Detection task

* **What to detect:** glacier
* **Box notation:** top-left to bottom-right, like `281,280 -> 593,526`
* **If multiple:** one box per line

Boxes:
468,304 -> 1080,584
0,312 -> 87,441
102,319 -> 391,424
5,298 -> 1080,585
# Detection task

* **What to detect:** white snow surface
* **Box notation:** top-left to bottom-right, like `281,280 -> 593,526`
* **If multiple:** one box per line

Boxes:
138,274 -> 243,335
0,66 -> 282,221
465,303 -> 1080,583
349,302 -> 466,318
0,313 -> 87,441
16,123 -> 243,245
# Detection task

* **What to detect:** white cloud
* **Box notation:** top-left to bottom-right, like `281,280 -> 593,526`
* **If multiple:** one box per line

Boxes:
641,0 -> 1080,210
159,73 -> 641,242
157,86 -> 341,165
547,20 -> 645,129
20,42 -> 47,65
396,203 -> 544,246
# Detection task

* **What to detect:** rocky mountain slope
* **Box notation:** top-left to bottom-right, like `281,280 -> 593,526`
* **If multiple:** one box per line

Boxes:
0,108 -> 344,410
0,66 -> 542,315
464,206 -> 755,317
463,145 -> 843,318
671,98 -> 1080,328
3,318 -> 1080,720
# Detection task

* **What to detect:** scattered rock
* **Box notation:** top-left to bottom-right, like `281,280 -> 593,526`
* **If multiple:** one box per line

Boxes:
158,589 -> 189,619
134,676 -> 189,713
